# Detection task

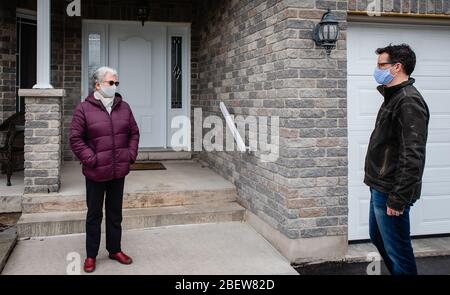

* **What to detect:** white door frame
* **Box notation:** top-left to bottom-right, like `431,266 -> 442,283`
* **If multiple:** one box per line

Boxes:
81,19 -> 191,150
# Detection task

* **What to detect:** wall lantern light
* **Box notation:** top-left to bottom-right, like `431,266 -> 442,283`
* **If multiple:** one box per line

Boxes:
137,1 -> 150,26
313,9 -> 340,57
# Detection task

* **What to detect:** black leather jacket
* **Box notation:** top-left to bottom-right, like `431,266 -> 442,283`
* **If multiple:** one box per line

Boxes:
364,78 -> 430,211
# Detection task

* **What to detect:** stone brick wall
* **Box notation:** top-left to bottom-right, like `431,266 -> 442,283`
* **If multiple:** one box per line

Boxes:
196,0 -> 348,240
22,90 -> 64,194
0,2 -> 17,124
348,0 -> 450,14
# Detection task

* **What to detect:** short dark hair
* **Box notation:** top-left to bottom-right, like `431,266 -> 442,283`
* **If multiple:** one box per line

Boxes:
375,44 -> 416,76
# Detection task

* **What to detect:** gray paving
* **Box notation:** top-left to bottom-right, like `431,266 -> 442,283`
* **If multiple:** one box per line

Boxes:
295,256 -> 450,275
0,227 -> 17,273
2,222 -> 298,275
346,236 -> 450,262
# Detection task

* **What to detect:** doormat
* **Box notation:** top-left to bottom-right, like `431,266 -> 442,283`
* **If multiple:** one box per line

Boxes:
131,162 -> 166,171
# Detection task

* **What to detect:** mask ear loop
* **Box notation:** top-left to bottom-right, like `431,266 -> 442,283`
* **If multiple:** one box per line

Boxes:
390,62 -> 400,77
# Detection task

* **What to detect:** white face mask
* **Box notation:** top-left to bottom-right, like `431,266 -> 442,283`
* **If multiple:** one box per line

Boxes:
99,84 -> 116,98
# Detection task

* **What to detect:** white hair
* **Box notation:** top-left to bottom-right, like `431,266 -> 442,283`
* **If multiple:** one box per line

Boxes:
91,66 -> 118,89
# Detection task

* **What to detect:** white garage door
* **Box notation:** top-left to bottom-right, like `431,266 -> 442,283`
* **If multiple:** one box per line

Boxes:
348,22 -> 450,240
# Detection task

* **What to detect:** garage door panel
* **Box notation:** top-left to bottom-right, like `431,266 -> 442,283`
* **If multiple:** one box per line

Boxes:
347,76 -> 380,131
348,131 -> 369,186
422,196 -> 450,221
422,130 -> 450,184
348,22 -> 450,240
348,24 -> 450,76
416,78 -> 450,130
412,198 -> 450,235
348,186 -> 370,240
423,168 -> 450,184
424,144 -> 450,170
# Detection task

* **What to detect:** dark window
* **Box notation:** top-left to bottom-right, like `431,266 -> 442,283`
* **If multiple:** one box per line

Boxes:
16,16 -> 37,113
171,36 -> 182,109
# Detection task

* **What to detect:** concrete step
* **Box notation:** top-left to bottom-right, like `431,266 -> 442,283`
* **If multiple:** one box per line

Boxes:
0,196 -> 22,214
0,170 -> 24,213
17,202 -> 246,238
136,150 -> 192,161
22,188 -> 238,213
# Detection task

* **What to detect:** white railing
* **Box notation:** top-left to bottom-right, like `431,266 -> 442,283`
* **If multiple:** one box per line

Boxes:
219,102 -> 249,153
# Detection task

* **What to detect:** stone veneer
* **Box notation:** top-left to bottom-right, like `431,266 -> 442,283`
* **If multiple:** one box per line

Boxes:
19,89 -> 64,194
195,0 -> 349,262
0,1 -> 17,124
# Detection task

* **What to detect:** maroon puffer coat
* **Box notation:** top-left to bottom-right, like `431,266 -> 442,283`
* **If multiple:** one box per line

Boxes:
69,92 -> 140,182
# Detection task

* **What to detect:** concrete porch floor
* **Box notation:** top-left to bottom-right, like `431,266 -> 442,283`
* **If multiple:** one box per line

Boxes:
0,160 -> 235,200
0,170 -> 24,213
59,160 -> 235,196
1,222 -> 298,275
1,160 -> 238,215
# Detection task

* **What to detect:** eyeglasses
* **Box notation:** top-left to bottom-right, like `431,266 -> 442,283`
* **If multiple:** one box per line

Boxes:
103,80 -> 120,87
377,61 -> 398,68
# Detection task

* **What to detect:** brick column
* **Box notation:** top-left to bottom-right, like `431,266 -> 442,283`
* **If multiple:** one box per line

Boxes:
19,89 -> 65,194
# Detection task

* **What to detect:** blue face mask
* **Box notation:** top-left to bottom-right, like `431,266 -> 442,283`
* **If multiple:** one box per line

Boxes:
373,67 -> 395,85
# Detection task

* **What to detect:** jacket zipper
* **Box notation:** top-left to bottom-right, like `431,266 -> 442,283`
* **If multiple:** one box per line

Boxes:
109,114 -> 116,178
97,99 -> 119,178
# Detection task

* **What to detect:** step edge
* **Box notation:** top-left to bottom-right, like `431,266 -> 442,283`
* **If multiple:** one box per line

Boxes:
17,202 -> 246,224
22,187 -> 237,201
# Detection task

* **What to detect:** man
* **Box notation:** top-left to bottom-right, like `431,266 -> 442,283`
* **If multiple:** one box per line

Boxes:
364,44 -> 430,275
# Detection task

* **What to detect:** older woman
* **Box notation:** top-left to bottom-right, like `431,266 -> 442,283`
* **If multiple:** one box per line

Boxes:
69,66 -> 140,273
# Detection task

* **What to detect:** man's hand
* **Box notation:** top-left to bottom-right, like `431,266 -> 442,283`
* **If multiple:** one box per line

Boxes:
387,207 -> 404,216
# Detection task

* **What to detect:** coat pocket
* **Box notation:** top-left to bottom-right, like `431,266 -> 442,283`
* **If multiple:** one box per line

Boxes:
378,147 -> 390,177
84,153 -> 97,168
127,149 -> 132,164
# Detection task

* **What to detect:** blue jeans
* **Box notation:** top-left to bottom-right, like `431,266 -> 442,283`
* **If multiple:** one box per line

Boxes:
369,187 -> 417,275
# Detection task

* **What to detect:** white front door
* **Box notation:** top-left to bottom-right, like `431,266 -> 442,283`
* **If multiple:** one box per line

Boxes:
109,23 -> 167,148
82,21 -> 191,150
347,23 -> 450,240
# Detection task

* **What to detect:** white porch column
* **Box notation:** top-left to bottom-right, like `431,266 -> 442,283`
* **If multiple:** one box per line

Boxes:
33,0 -> 53,89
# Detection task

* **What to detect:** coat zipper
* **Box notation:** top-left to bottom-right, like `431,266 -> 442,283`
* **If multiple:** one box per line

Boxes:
96,98 -> 119,178
110,100 -> 120,178
109,114 -> 117,178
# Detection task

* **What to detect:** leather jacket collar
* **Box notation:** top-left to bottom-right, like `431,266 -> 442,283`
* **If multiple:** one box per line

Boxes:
377,78 -> 415,103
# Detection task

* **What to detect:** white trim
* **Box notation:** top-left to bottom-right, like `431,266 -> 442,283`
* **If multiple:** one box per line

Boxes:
82,19 -> 192,26
33,0 -> 53,89
163,25 -> 168,149
348,15 -> 450,26
166,24 -> 191,151
220,102 -> 248,152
